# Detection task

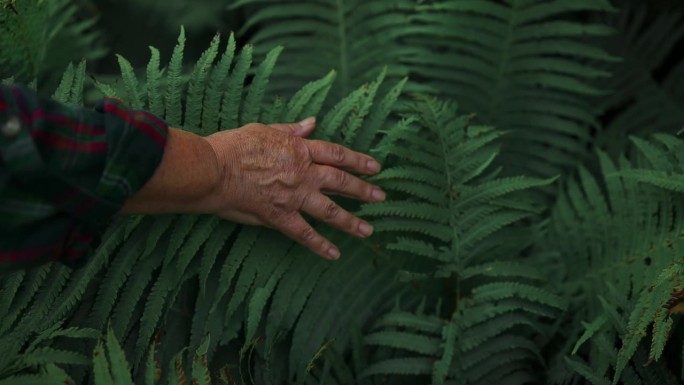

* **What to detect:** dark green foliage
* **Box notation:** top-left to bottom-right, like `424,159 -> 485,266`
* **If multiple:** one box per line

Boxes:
0,0 -> 105,84
232,0 -> 417,100
543,135 -> 684,384
2,0 -> 684,384
591,6 -> 684,156
358,98 -> 564,384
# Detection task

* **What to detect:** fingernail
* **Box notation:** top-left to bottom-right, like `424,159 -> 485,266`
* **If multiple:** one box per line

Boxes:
366,159 -> 380,172
327,246 -> 340,260
372,188 -> 385,201
359,222 -> 373,237
299,117 -> 316,130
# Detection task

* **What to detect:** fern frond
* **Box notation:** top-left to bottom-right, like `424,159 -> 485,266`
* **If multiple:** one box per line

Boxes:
116,54 -> 143,110
241,46 -> 283,124
184,33 -> 221,131
407,0 -> 615,181
232,0 -> 415,99
543,133 -> 684,383
164,27 -> 186,127
220,44 -> 253,129
201,34 -> 236,134
0,0 -> 105,82
594,6 -> 684,155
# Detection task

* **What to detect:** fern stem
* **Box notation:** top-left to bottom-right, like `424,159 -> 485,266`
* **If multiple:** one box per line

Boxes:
335,0 -> 349,95
486,1 -> 516,122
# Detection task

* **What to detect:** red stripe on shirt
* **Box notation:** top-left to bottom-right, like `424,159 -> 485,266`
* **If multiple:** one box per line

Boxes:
104,103 -> 166,146
31,130 -> 107,152
10,86 -> 31,122
9,86 -> 104,136
32,109 -> 106,136
0,100 -> 6,111
140,110 -> 167,128
0,244 -> 58,263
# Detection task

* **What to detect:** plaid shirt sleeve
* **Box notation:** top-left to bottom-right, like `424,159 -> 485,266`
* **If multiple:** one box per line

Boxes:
0,84 -> 169,272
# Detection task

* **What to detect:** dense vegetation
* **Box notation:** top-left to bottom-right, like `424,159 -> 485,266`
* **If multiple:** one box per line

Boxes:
1,0 -> 683,384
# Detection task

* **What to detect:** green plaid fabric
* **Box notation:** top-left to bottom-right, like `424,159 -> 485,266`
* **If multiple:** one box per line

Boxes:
0,84 -> 168,272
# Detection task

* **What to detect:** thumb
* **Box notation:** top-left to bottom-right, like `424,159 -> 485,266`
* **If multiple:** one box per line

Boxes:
270,117 -> 316,137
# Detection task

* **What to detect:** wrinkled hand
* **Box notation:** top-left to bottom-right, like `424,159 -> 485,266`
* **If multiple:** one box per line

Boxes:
203,118 -> 385,260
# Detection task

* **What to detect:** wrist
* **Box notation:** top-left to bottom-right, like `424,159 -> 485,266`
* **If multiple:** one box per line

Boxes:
120,128 -> 222,215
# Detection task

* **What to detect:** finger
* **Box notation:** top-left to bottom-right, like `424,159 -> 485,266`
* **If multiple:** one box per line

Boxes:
306,140 -> 381,175
315,165 -> 386,202
269,117 -> 316,137
302,193 -> 374,239
274,211 -> 341,260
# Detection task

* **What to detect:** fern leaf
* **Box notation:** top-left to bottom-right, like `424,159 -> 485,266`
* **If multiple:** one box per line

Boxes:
175,216 -> 219,275
192,348 -> 211,385
362,357 -> 433,376
221,44 -> 252,129
116,54 -> 143,110
339,68 -> 385,147
649,312 -> 673,363
110,249 -> 165,340
432,319 -> 456,385
241,46 -> 283,124
146,46 -> 164,116
202,33 -> 237,133
89,230 -> 147,329
164,215 -> 200,266
472,282 -> 565,309
461,262 -> 545,281
69,60 -> 86,106
572,315 -> 608,355
134,265 -> 175,366
364,331 -> 440,356
199,222 -> 236,295
265,258 -> 328,348
93,338 -> 114,385
184,33 -> 221,131
52,62 -> 75,103
284,70 -> 336,123
354,77 -> 407,151
246,253 -> 292,342
21,347 -> 90,367
165,27 -> 186,127
105,327 -> 135,385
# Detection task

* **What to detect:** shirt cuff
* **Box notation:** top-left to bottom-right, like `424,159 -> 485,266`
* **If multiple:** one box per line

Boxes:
0,85 -> 168,269
88,98 -> 169,225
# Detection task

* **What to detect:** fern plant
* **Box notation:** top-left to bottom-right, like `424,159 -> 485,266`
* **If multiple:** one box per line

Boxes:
0,0 -> 105,84
0,27 -> 411,385
91,327 -> 226,385
354,97 -> 565,384
4,1 -> 684,384
591,5 -> 684,157
403,0 -> 617,181
231,0 -> 417,100
234,0 -> 618,183
541,134 -> 684,384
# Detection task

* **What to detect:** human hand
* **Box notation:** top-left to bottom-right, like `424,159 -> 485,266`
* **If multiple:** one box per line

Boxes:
203,118 -> 385,260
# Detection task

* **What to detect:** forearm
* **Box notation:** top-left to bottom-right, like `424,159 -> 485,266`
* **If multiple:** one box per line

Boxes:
119,128 -> 221,215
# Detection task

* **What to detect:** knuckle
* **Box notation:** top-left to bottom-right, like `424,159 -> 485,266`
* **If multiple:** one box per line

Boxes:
293,139 -> 312,162
324,201 -> 340,220
334,170 -> 349,187
299,226 -> 316,242
331,145 -> 346,163
267,206 -> 285,223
